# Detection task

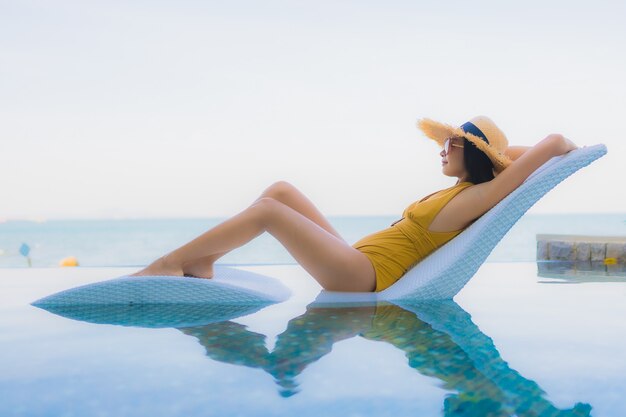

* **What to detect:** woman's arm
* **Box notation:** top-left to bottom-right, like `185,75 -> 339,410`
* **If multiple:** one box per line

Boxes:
504,146 -> 531,161
463,134 -> 578,220
504,138 -> 578,162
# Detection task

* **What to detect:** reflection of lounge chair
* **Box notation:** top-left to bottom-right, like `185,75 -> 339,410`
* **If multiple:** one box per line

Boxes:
394,301 -> 592,417
47,296 -> 589,414
32,145 -> 607,307
36,302 -> 271,328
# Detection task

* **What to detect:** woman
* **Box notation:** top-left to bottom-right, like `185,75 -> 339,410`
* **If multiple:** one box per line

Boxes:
131,116 -> 578,292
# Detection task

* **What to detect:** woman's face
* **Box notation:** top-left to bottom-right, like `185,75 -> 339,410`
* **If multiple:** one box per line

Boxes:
440,137 -> 468,180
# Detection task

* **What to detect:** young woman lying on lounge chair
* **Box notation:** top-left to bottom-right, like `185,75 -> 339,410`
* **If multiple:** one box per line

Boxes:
131,116 -> 578,292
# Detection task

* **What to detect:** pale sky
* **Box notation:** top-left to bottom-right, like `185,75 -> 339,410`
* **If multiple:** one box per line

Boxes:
1,0 -> 625,220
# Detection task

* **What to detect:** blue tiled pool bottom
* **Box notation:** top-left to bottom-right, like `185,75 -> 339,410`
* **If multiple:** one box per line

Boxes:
1,263 -> 625,417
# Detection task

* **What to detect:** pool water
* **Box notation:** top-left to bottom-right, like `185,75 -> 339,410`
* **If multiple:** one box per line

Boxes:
1,262 -> 625,416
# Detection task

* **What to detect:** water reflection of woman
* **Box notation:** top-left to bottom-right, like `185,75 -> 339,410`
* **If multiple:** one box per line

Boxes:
179,301 -> 591,416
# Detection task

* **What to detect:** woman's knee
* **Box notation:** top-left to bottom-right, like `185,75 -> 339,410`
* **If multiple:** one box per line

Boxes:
250,197 -> 284,227
263,180 -> 297,200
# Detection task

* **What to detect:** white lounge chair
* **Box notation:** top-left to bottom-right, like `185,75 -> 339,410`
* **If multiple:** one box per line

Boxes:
32,144 -> 607,308
318,144 -> 607,303
32,265 -> 292,307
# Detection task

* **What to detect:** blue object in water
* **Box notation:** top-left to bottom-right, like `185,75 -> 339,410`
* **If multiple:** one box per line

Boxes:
19,243 -> 30,257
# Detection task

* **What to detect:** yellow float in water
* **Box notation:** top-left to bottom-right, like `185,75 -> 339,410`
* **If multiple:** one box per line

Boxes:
59,256 -> 79,267
603,257 -> 617,265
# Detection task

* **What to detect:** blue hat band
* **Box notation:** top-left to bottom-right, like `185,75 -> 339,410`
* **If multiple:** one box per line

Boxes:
460,121 -> 489,145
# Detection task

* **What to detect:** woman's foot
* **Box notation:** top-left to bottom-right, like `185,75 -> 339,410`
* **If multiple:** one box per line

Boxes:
182,257 -> 215,279
130,256 -> 184,277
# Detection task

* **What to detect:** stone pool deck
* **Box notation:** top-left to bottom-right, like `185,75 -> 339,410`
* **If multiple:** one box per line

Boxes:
536,234 -> 626,264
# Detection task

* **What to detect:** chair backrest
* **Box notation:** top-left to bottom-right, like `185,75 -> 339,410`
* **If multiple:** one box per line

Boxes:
378,144 -> 608,302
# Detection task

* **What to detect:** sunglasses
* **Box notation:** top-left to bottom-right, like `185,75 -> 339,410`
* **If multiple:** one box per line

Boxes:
443,137 -> 464,155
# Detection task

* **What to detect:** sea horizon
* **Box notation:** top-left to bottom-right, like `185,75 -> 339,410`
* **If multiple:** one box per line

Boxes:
1,213 -> 624,269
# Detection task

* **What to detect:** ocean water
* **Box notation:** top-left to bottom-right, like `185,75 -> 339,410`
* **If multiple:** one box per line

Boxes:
1,213 -> 625,268
0,213 -> 626,268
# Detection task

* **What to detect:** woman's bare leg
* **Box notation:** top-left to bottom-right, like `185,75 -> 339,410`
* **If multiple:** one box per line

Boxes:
182,181 -> 345,278
131,196 -> 376,292
181,252 -> 225,278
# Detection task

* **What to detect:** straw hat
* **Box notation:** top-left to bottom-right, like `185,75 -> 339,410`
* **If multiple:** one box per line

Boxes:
417,115 -> 513,172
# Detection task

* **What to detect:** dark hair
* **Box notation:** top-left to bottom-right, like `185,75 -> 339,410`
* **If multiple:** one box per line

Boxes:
462,138 -> 495,184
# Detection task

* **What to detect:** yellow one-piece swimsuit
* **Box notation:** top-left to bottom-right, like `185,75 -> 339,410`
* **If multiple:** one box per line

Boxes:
352,182 -> 474,292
